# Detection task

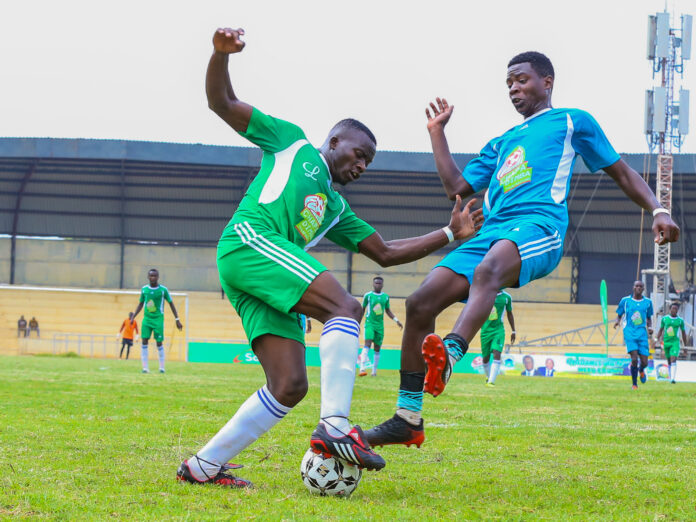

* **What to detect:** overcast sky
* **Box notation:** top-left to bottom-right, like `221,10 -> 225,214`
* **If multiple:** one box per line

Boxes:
1,0 -> 693,153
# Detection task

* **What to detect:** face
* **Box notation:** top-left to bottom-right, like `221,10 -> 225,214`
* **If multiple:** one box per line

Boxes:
373,278 -> 383,292
670,304 -> 679,316
633,281 -> 644,296
506,62 -> 553,118
524,357 -> 534,370
327,129 -> 376,186
148,271 -> 159,286
546,358 -> 555,370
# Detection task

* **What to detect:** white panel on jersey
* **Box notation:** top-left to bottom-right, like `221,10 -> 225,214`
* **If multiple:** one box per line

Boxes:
550,113 -> 575,204
258,139 -> 310,204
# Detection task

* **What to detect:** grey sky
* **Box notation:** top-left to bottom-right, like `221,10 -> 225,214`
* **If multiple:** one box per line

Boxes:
1,0 -> 692,153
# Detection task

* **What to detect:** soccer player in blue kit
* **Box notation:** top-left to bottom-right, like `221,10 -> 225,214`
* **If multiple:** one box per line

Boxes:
366,51 -> 680,447
614,281 -> 654,389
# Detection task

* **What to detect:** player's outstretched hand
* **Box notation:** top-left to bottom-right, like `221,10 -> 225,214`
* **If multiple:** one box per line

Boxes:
176,319 -> 183,331
652,213 -> 680,245
449,196 -> 483,240
426,97 -> 454,132
213,27 -> 246,54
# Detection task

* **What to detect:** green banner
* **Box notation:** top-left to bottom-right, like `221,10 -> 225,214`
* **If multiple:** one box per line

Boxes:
600,279 -> 609,356
188,342 -> 479,374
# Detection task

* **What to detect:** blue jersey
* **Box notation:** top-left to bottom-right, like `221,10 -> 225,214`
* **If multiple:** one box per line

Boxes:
463,108 -> 620,237
616,296 -> 654,341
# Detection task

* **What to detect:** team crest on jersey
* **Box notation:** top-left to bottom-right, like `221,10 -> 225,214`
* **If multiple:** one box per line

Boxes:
296,193 -> 327,242
496,146 -> 532,193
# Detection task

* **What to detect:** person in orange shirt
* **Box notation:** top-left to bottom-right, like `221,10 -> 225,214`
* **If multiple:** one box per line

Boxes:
118,312 -> 139,359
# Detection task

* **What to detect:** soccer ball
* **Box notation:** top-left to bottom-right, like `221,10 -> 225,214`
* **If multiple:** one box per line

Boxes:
300,448 -> 362,497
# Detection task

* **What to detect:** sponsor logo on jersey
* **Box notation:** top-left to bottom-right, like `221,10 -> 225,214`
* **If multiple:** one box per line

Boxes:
303,162 -> 320,180
496,145 -> 532,193
296,193 -> 328,242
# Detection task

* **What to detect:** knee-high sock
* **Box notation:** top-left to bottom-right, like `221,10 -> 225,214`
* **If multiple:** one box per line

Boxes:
141,345 -> 149,370
359,347 -> 370,371
630,362 -> 638,386
489,360 -> 502,384
372,352 -> 380,375
189,385 -> 291,481
157,345 -> 165,371
483,361 -> 491,378
670,362 -> 677,381
319,317 -> 360,437
125,344 -> 130,359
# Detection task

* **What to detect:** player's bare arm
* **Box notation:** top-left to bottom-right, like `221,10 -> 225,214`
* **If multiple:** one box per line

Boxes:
131,302 -> 143,324
386,308 -> 403,329
603,159 -> 680,245
426,97 -> 475,200
169,301 -> 183,330
358,197 -> 483,267
206,27 -> 253,133
613,314 -> 622,329
507,310 -> 516,344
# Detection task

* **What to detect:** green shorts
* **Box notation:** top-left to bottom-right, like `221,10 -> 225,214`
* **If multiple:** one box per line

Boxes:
663,340 -> 680,359
480,328 -> 505,359
364,324 -> 384,347
141,321 -> 164,344
217,225 -> 327,345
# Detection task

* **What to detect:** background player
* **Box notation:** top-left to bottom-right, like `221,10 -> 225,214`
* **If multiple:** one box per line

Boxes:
367,51 -> 680,448
656,302 -> 687,384
176,26 -> 484,489
359,276 -> 402,377
480,290 -> 515,386
614,280 -> 653,389
130,269 -> 183,374
117,312 -> 139,359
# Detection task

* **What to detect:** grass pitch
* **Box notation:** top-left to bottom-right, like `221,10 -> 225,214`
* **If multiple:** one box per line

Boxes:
1,354 -> 695,520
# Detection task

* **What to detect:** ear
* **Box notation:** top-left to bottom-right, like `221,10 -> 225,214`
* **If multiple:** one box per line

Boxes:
329,136 -> 339,150
544,75 -> 554,92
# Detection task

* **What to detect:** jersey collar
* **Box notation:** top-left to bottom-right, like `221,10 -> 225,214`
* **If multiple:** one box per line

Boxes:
523,107 -> 552,123
318,152 -> 334,189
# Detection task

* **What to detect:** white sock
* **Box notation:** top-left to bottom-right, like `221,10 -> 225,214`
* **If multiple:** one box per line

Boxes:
190,385 -> 291,481
141,345 -> 149,370
489,360 -> 501,384
157,345 -> 165,371
483,361 -> 491,378
372,352 -> 380,375
320,317 -> 360,437
671,362 -> 677,381
359,347 -> 369,371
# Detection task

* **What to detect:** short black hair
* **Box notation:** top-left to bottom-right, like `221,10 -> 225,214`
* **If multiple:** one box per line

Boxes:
670,302 -> 680,308
508,51 -> 554,79
373,276 -> 383,282
332,119 -> 377,147
148,268 -> 159,274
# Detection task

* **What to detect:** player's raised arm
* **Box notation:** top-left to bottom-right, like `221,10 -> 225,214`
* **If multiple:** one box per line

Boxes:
206,27 -> 253,133
358,196 -> 483,267
426,97 -> 475,200
603,159 -> 680,245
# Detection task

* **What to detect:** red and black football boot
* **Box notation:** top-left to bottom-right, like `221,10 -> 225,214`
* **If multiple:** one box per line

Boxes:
422,333 -> 452,397
176,459 -> 253,488
309,422 -> 386,471
364,414 -> 425,448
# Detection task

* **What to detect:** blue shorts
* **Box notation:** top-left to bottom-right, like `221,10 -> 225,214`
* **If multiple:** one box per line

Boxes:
437,221 -> 563,288
626,337 -> 650,356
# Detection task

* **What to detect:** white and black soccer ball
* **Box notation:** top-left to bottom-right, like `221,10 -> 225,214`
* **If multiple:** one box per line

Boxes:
300,448 -> 362,497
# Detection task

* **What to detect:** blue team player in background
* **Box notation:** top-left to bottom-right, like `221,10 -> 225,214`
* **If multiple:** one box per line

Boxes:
367,51 -> 681,448
615,281 -> 654,389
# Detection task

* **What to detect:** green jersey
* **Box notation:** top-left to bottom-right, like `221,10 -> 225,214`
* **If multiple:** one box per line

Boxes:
139,285 -> 172,325
217,108 -> 375,258
661,315 -> 685,341
481,291 -> 512,335
362,292 -> 391,329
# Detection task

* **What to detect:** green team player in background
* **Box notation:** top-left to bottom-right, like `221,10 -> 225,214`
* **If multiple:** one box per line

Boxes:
359,276 -> 403,377
174,26 -> 484,489
480,290 -> 516,386
130,268 -> 183,374
656,302 -> 688,384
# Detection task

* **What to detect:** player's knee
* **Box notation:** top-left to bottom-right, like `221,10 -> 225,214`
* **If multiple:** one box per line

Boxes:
271,375 -> 308,407
405,293 -> 436,322
473,260 -> 500,288
333,297 -> 362,322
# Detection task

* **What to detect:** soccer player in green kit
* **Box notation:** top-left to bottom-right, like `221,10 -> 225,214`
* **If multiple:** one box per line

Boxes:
656,302 -> 688,383
480,291 -> 515,386
175,26 -> 484,488
358,276 -> 402,377
130,268 -> 183,374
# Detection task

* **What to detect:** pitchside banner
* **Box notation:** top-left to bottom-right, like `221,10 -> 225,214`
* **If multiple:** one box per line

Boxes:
188,342 -> 696,382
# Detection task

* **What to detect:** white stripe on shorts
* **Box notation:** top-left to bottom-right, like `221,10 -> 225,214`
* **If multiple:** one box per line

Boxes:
520,241 -> 563,261
517,230 -> 560,254
518,237 -> 563,258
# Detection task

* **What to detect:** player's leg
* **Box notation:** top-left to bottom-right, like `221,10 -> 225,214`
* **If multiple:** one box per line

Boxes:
182,332 -> 306,488
153,324 -> 165,373
481,335 -> 493,381
119,340 -> 126,358
359,337 -> 373,376
372,342 -> 382,377
488,343 -> 504,386
125,339 -> 131,360
628,348 -> 639,388
638,341 -> 649,384
669,351 -> 678,383
140,325 -> 152,373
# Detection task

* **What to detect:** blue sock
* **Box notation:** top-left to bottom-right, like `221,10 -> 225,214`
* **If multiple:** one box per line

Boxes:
396,371 -> 424,412
630,364 -> 638,386
443,333 -> 468,363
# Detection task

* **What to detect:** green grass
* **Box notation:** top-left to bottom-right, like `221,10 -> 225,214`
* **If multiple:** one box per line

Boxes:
1,355 -> 695,520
